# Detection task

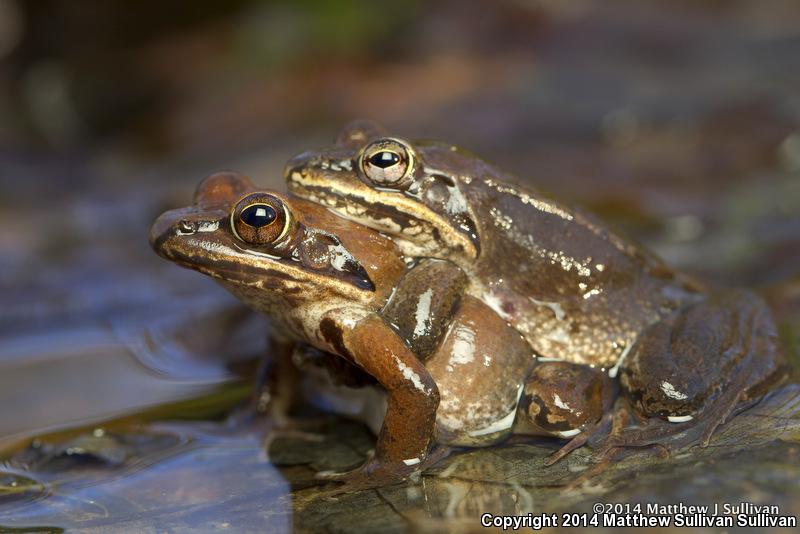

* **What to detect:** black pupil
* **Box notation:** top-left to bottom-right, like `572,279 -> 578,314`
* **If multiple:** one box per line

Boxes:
369,151 -> 401,169
241,204 -> 277,228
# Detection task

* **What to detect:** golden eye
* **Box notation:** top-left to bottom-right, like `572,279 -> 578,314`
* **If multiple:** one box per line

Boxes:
231,193 -> 290,245
360,139 -> 415,188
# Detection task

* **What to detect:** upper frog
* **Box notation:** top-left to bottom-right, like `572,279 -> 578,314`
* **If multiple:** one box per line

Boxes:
286,121 -> 703,368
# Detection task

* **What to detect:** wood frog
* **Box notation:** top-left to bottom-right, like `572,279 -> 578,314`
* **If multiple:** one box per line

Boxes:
284,121 -> 789,461
151,172 -> 559,489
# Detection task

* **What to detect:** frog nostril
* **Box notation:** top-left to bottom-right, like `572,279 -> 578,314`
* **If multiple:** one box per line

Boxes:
177,220 -> 197,234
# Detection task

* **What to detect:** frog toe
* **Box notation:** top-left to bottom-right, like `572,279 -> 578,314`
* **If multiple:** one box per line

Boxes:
315,461 -> 416,494
545,412 -> 614,466
316,446 -> 450,494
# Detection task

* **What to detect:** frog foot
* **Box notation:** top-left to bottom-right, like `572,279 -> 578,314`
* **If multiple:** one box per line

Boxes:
553,405 -> 651,489
316,447 -> 451,494
590,291 -> 789,463
544,412 -> 613,466
315,461 -> 416,495
591,374 -> 762,462
545,393 -> 636,467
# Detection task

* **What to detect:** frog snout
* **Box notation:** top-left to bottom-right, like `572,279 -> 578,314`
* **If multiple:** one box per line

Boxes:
149,208 -> 212,256
149,209 -> 182,256
283,151 -> 315,181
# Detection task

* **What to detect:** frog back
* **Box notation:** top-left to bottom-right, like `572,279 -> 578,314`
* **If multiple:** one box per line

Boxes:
460,172 -> 702,368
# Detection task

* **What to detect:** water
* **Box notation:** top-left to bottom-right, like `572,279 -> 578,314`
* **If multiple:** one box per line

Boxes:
1,422 -> 292,533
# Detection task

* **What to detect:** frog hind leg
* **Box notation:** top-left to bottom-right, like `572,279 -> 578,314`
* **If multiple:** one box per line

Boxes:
519,362 -> 617,466
593,291 -> 789,458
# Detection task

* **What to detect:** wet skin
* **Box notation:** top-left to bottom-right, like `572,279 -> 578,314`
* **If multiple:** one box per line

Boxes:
151,172 -> 546,489
284,121 -> 790,459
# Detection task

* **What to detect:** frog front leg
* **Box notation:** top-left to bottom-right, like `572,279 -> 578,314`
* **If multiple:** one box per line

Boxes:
250,335 -> 298,424
316,311 -> 441,490
595,290 -> 789,457
226,332 -> 299,427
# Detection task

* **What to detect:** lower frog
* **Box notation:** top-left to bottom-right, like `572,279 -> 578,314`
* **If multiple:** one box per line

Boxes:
285,121 -> 790,462
151,171 -> 589,490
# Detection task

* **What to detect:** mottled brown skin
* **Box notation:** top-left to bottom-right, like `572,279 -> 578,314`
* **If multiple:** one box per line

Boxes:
285,121 -> 790,461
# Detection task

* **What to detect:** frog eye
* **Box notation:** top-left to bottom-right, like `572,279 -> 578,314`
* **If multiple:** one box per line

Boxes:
231,193 -> 291,245
359,138 -> 415,189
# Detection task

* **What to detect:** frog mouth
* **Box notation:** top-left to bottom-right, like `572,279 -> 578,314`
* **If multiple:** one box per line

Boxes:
150,220 -> 307,291
150,207 -> 376,293
289,180 -> 421,233
150,207 -> 239,267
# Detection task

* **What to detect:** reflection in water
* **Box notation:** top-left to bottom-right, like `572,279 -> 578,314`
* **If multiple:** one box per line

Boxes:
0,298 -> 263,451
2,366 -> 800,531
0,470 -> 49,507
0,280 -> 289,531
1,421 -> 292,533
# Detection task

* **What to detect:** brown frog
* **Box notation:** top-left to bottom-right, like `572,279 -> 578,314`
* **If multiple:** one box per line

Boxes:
284,121 -> 789,460
150,172 -> 556,489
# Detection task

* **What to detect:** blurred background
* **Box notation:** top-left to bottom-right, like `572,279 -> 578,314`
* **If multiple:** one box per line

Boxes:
3,0 -> 800,288
1,0 -> 799,530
